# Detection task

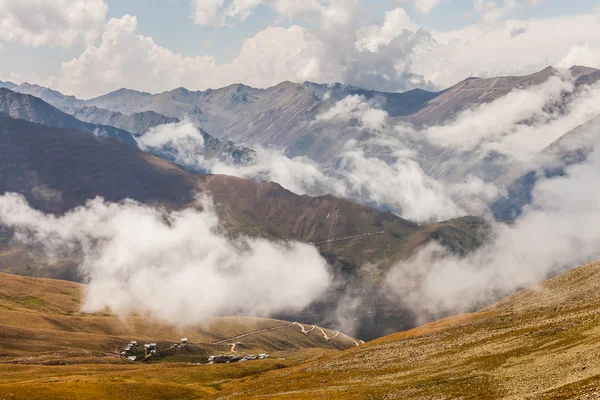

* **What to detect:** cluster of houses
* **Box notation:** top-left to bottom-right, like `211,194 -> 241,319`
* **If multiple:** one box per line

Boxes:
120,338 -> 190,361
208,353 -> 269,364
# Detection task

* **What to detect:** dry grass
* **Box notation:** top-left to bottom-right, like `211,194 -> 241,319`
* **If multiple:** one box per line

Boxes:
0,273 -> 357,399
213,260 -> 600,399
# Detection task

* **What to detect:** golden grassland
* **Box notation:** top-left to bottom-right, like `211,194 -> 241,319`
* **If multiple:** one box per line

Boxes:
0,273 -> 355,399
4,259 -> 600,400
212,260 -> 600,399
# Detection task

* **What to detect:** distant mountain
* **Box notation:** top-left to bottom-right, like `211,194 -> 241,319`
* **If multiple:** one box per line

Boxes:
0,88 -> 136,145
0,80 -> 16,90
407,66 -> 600,127
13,82 -> 84,110
13,67 -> 599,195
5,86 -> 256,173
68,106 -> 179,135
86,87 -> 209,127
0,112 -> 195,212
0,112 -> 488,338
80,81 -> 440,162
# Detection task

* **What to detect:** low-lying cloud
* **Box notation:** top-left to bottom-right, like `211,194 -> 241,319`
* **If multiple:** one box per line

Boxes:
386,128 -> 600,324
0,193 -> 332,324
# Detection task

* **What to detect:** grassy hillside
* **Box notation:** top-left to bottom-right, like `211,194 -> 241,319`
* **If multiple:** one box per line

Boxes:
213,260 -> 600,399
0,273 -> 358,360
0,273 -> 360,399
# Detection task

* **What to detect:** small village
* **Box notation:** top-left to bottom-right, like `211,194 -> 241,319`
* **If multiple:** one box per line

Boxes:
118,337 -> 270,364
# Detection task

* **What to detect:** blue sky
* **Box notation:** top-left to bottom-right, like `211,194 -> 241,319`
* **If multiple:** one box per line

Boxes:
101,0 -> 599,63
1,0 -> 599,97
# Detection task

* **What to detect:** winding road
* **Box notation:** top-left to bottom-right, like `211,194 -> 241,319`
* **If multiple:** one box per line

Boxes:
209,322 -> 363,350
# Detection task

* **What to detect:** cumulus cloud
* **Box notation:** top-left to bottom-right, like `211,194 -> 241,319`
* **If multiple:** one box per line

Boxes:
473,0 -> 543,25
0,0 -> 107,47
355,8 -> 419,52
420,14 -> 600,88
0,193 -> 332,324
9,0 -> 600,98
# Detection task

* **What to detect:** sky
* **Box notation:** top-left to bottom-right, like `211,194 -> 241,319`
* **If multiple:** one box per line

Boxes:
0,0 -> 599,98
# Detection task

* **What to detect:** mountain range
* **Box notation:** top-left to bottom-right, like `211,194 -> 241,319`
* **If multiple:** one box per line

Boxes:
10,66 -> 600,192
0,111 -> 487,339
1,65 -> 600,338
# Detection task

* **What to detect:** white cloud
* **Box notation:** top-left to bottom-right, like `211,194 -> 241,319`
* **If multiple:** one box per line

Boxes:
0,0 -> 107,47
398,0 -> 442,14
0,193 -> 332,323
315,95 -> 387,130
139,98 -> 499,222
138,122 -> 344,197
49,15 -> 218,98
386,142 -> 600,323
190,0 -> 263,25
425,74 -> 574,155
355,8 -> 419,52
473,0 -> 543,25
557,44 -> 600,70
18,0 -> 600,103
190,0 -> 224,25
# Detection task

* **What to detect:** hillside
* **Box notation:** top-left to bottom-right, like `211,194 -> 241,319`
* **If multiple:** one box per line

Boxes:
0,273 -> 358,399
0,80 -> 16,90
0,88 -> 136,145
0,112 -> 489,338
68,106 -> 179,135
407,66 -> 600,127
0,112 -> 197,213
0,273 -> 358,358
216,260 -> 600,399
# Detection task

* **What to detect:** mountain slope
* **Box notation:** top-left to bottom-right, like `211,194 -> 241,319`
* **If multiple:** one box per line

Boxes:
12,82 -> 84,110
0,88 -> 136,145
0,273 -> 357,359
0,80 -> 16,90
0,112 -> 196,213
0,113 -> 489,338
407,66 -> 600,127
84,81 -> 440,162
68,106 -> 179,135
0,273 -> 358,400
216,259 -> 600,399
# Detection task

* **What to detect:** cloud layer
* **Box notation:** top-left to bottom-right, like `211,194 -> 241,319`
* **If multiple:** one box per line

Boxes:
0,0 -> 107,47
0,194 -> 332,324
386,141 -> 600,324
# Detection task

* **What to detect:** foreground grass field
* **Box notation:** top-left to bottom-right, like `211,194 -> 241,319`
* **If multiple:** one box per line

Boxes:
213,260 -> 600,399
4,260 -> 600,399
0,273 -> 356,399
